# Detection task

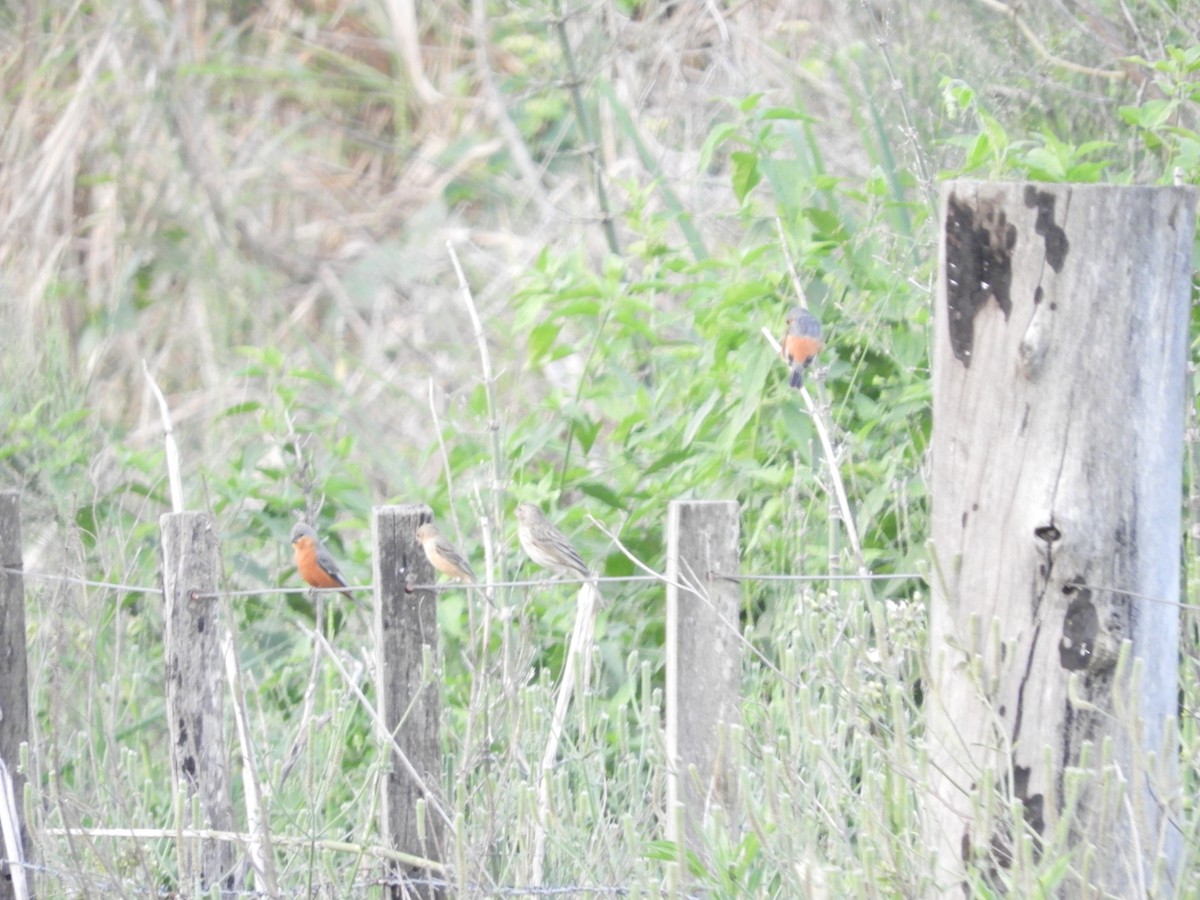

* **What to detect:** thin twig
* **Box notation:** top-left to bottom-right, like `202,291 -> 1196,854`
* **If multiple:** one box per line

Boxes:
380,0 -> 441,104
470,0 -> 557,222
771,220 -> 866,570
590,514 -> 936,819
760,325 -> 864,567
284,409 -> 322,526
557,308 -> 613,496
0,758 -> 30,900
551,0 -> 620,256
971,0 -> 1127,81
860,3 -> 937,210
142,361 -> 184,514
587,515 -> 795,688
427,378 -> 462,539
530,580 -> 600,886
769,238 -> 889,670
220,624 -> 278,893
302,626 -> 457,837
446,242 -> 506,582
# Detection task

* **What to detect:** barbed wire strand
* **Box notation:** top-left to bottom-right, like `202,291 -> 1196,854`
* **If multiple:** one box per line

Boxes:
1,567 -> 924,597
0,569 -> 165,595
0,856 -> 647,898
6,566 -> 1197,613
42,826 -> 438,869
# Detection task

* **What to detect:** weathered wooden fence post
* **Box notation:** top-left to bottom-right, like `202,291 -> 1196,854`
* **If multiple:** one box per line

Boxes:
0,491 -> 32,900
926,182 -> 1195,896
665,500 -> 741,865
160,512 -> 236,893
373,505 -> 444,899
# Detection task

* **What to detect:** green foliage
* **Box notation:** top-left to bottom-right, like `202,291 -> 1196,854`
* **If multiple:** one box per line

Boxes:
942,45 -> 1200,185
1121,46 -> 1200,175
407,81 -> 934,889
940,80 -> 1117,182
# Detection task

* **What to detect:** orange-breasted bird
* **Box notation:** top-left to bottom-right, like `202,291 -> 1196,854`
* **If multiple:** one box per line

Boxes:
416,523 -> 476,584
290,522 -> 354,601
782,306 -> 823,388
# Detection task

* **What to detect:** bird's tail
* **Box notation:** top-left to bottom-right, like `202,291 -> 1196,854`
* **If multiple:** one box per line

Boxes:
789,366 -> 804,389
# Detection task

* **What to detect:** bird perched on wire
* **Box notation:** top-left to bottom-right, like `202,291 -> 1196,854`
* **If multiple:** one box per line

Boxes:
418,522 -> 499,608
290,522 -> 354,602
781,306 -> 823,388
516,502 -> 591,579
416,522 -> 476,584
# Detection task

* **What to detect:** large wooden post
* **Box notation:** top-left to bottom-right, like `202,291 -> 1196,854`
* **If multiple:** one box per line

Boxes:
160,512 -> 237,893
373,504 -> 444,899
926,182 -> 1195,896
0,492 -> 32,900
665,500 -> 741,864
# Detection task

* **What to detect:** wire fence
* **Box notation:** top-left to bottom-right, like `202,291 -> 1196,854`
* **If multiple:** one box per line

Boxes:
4,507 -> 1199,899
0,855 -> 642,898
0,515 -> 935,898
3,565 -> 926,596
7,565 -> 1198,614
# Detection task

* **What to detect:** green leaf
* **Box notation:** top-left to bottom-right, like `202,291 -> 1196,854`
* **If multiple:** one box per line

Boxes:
731,150 -> 762,203
682,390 -> 722,447
698,122 -> 739,173
1120,98 -> 1175,131
220,400 -> 263,418
738,92 -> 764,113
576,481 -> 625,510
803,206 -> 847,241
643,840 -> 708,877
571,413 -> 602,454
528,321 -> 561,362
761,107 -> 811,122
643,447 -> 693,476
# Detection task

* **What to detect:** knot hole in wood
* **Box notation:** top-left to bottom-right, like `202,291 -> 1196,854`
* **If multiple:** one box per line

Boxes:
1033,522 -> 1061,544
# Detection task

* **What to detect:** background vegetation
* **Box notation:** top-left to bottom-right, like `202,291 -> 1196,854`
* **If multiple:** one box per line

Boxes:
1,0 -> 1198,895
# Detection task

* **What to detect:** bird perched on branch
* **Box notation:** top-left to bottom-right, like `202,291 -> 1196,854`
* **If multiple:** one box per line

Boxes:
290,522 -> 354,602
416,522 -> 476,584
516,502 -> 591,579
781,306 -> 823,388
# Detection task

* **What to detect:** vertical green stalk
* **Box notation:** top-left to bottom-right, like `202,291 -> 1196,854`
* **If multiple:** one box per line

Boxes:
551,0 -> 621,257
